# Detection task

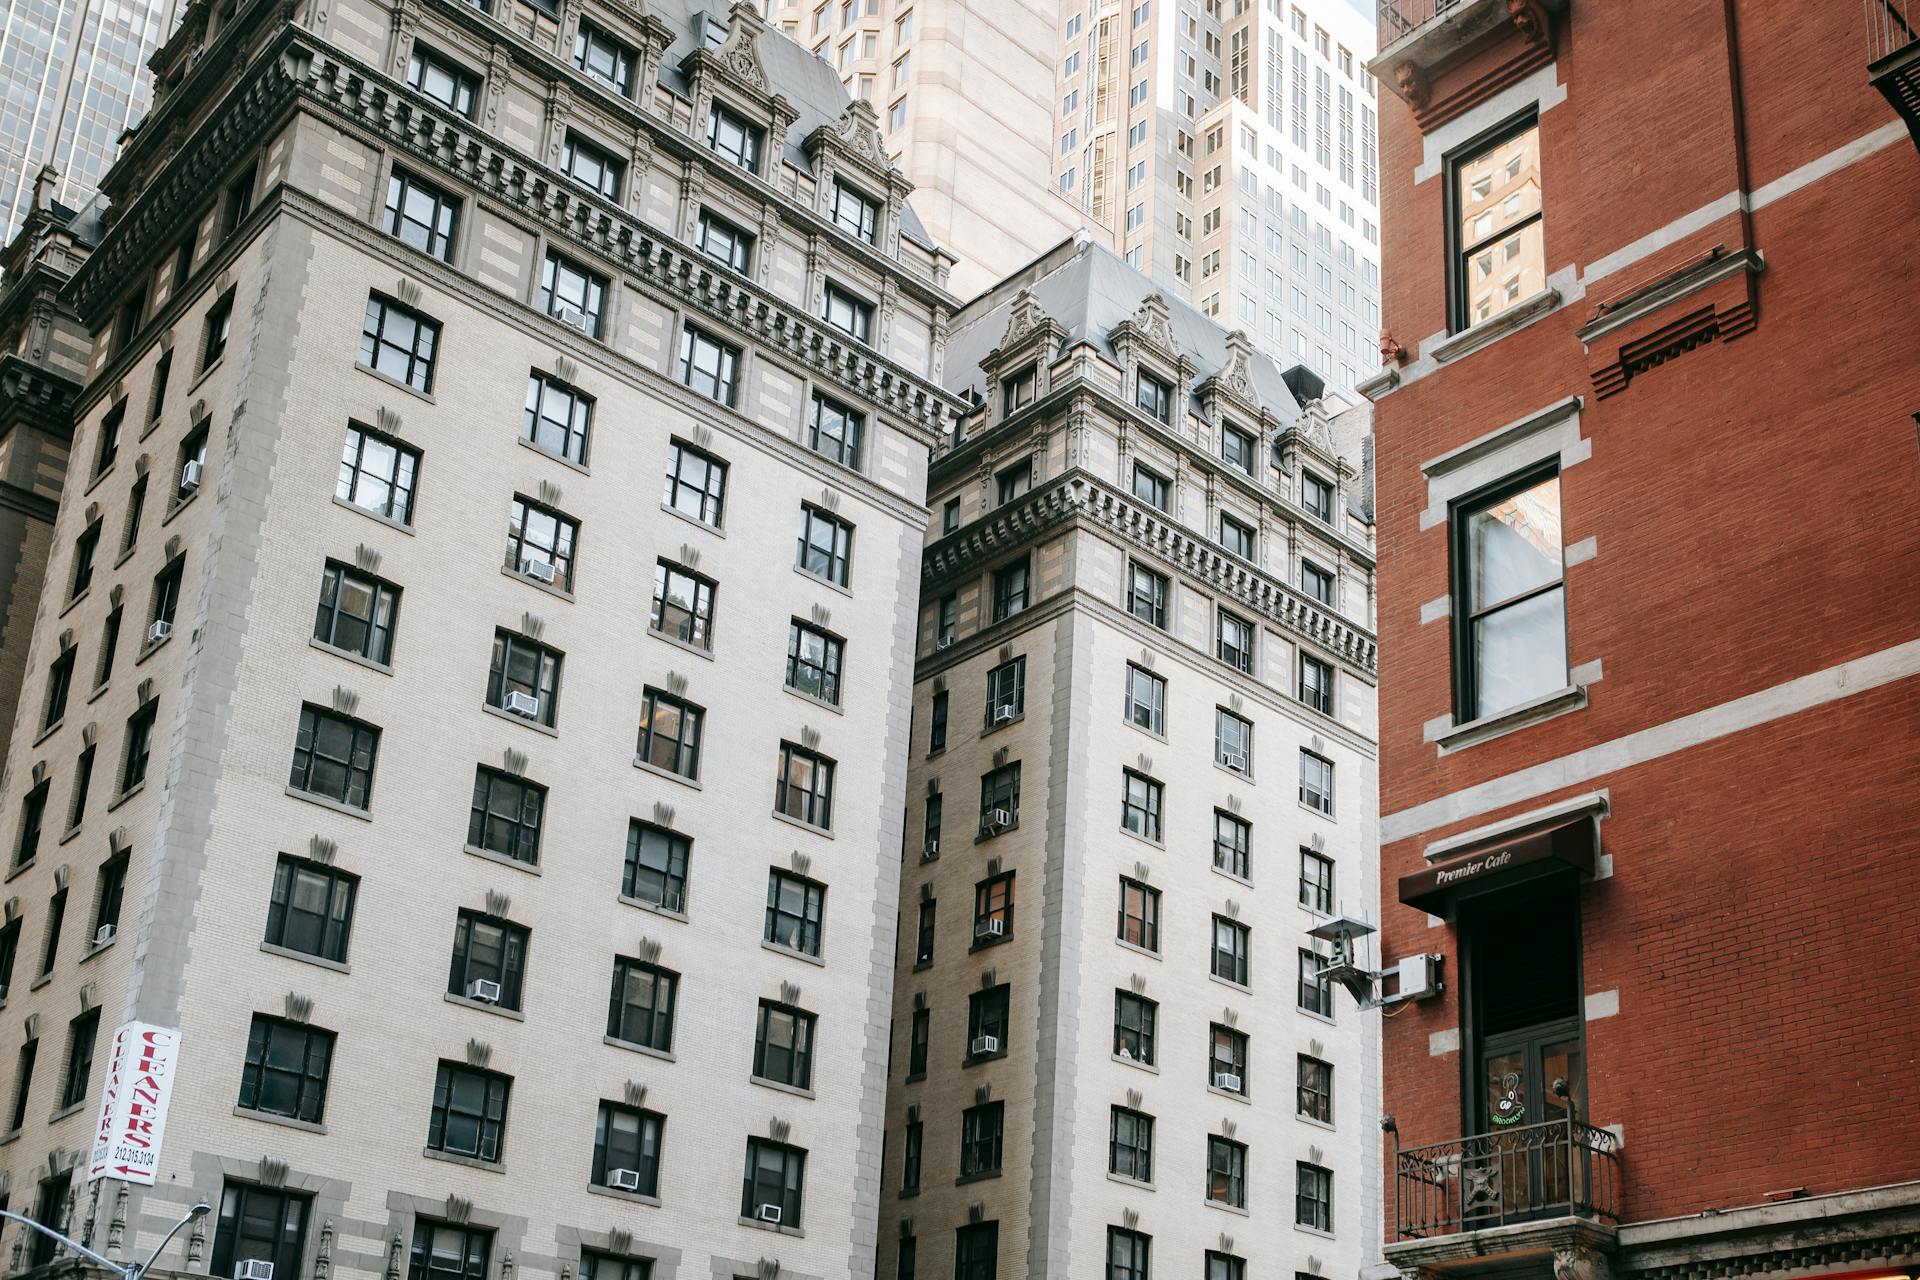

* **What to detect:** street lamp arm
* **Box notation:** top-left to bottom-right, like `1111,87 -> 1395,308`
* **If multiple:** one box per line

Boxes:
128,1201 -> 210,1280
0,1207 -> 130,1278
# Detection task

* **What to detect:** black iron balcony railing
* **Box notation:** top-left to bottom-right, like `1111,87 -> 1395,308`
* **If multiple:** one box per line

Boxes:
1380,0 -> 1464,43
1392,1116 -> 1621,1240
1868,0 -> 1918,64
1866,0 -> 1920,148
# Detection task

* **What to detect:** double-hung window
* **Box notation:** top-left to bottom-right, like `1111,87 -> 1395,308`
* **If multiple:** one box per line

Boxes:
1114,990 -> 1156,1063
978,763 -> 1020,833
14,783 -> 49,869
636,688 -> 702,779
906,1007 -> 929,1076
821,283 -> 873,342
539,251 -> 608,336
68,523 -> 100,603
622,820 -> 689,913
337,422 -> 419,524
573,21 -> 635,95
1215,708 -> 1253,772
1298,948 -> 1333,1016
960,1101 -> 1004,1178
1002,364 -> 1037,414
1210,1023 -> 1248,1095
678,325 -> 741,404
1120,769 -> 1162,841
1211,915 -> 1251,986
706,103 -> 765,173
42,645 -> 74,731
238,1014 -> 333,1123
289,705 -> 379,810
524,371 -> 593,465
265,854 -> 356,963
829,179 -> 880,243
1117,877 -> 1159,951
1123,663 -> 1165,733
695,209 -> 754,272
1214,810 -> 1251,878
1207,1252 -> 1246,1280
1300,653 -> 1334,714
995,460 -> 1033,506
985,656 -> 1025,724
608,956 -> 676,1051
580,1254 -> 649,1280
1300,848 -> 1335,913
742,1138 -> 805,1226
1135,371 -> 1172,423
487,630 -> 561,727
1220,511 -> 1256,559
967,984 -> 1010,1058
663,440 -> 727,526
764,869 -> 825,956
384,169 -> 459,261
428,1061 -> 510,1162
201,292 -> 234,370
1107,1226 -> 1151,1280
753,1000 -> 816,1089
1126,561 -> 1168,628
973,872 -> 1014,942
651,560 -> 716,649
507,495 -> 578,591
786,620 -> 843,704
796,505 -> 853,586
1301,560 -> 1334,606
1299,749 -> 1334,815
775,742 -> 835,828
212,1185 -> 309,1280
991,557 -> 1029,621
808,393 -> 865,469
61,1008 -> 100,1107
955,1223 -> 997,1280
1218,609 -> 1255,673
1297,1054 -> 1333,1122
1296,1161 -> 1333,1230
467,766 -> 545,864
592,1102 -> 662,1194
449,911 -> 528,1012
1222,424 -> 1256,472
409,1222 -> 490,1280
1449,115 -> 1541,332
1208,1136 -> 1247,1208
120,698 -> 157,794
1131,463 -> 1170,511
314,561 -> 399,664
359,294 -> 438,392
1453,466 -> 1566,719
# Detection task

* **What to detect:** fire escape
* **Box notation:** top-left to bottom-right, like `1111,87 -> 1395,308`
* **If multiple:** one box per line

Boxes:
1868,0 -> 1920,147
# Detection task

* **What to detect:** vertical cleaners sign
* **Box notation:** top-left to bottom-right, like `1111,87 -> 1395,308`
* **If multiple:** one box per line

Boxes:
87,1023 -> 181,1185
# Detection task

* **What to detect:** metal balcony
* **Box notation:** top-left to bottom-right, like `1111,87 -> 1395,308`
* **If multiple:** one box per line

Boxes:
1867,0 -> 1920,148
1391,1116 -> 1621,1241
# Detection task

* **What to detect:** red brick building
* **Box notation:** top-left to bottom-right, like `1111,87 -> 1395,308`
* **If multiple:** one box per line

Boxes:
1358,4 -> 1920,1280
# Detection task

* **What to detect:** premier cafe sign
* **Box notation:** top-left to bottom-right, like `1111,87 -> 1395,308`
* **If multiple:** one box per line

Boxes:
88,1022 -> 182,1185
1398,815 -> 1598,916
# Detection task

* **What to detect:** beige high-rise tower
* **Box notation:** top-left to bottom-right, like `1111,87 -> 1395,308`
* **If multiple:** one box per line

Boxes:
0,3 -> 959,1279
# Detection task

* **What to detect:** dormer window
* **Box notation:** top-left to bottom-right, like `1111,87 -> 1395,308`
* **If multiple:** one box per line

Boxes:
829,179 -> 880,244
573,21 -> 636,96
1301,471 -> 1334,523
1136,371 -> 1172,424
706,103 -> 765,174
1002,364 -> 1038,414
1222,424 -> 1256,474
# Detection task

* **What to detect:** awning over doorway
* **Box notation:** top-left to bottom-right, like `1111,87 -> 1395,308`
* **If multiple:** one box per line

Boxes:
1398,813 -> 1598,916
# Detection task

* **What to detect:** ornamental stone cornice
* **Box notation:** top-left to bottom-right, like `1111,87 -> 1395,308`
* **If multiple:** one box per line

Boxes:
924,471 -> 1378,675
0,357 -> 82,441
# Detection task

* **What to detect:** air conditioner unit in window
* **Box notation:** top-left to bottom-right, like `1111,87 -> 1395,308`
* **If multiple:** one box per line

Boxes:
502,691 -> 541,718
1213,1071 -> 1242,1091
970,1034 -> 999,1057
935,636 -> 954,650
520,558 -> 558,584
179,459 -> 202,493
146,620 -> 172,645
1116,1044 -> 1133,1061
466,978 -> 503,1004
235,1261 -> 274,1280
606,1168 -> 642,1192
1222,750 -> 1248,772
984,807 -> 1012,833
755,1204 -> 783,1225
94,924 -> 115,947
554,305 -> 594,333
975,917 -> 1005,939
921,839 -> 939,860
992,704 -> 1016,725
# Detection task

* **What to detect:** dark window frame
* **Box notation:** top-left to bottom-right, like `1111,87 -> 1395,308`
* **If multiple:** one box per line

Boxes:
1445,109 -> 1541,335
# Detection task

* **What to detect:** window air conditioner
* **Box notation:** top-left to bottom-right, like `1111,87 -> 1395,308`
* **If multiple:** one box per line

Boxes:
922,839 -> 939,859
502,691 -> 541,718
94,924 -> 116,947
466,978 -> 503,1003
555,305 -> 594,333
520,558 -> 558,584
992,704 -> 1016,724
606,1168 -> 642,1192
975,917 -> 1005,939
1116,1044 -> 1133,1060
146,620 -> 173,645
1222,750 -> 1248,772
755,1204 -> 783,1225
179,459 -> 202,492
970,1034 -> 999,1056
1213,1071 -> 1242,1091
235,1261 -> 274,1280
936,636 -> 954,650
985,807 -> 1012,832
